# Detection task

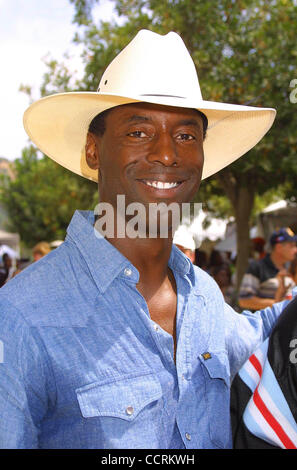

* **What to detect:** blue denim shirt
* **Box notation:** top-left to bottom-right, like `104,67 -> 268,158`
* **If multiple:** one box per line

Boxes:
0,211 -> 287,449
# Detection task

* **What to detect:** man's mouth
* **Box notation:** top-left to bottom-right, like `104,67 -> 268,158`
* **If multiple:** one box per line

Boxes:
142,180 -> 181,189
137,177 -> 186,190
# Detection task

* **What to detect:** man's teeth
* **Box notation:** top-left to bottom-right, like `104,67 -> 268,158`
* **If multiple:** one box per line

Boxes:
145,181 -> 179,189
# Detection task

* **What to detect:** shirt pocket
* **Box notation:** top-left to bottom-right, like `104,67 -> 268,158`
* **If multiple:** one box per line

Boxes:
76,372 -> 162,421
198,353 -> 231,448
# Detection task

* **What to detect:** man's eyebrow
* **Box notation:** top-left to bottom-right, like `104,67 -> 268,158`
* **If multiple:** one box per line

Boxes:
178,118 -> 202,129
127,115 -> 152,123
125,115 -> 203,131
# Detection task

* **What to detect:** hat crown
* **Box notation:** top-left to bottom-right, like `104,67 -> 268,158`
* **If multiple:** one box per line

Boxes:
98,30 -> 202,102
270,227 -> 297,244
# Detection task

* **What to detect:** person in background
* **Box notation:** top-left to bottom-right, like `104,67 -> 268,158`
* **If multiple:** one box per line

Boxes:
251,237 -> 266,260
173,225 -> 196,263
212,263 -> 236,308
10,259 -> 29,279
0,254 -> 15,287
231,291 -> 297,449
195,248 -> 208,270
207,249 -> 225,277
274,255 -> 297,302
239,228 -> 297,311
32,242 -> 51,262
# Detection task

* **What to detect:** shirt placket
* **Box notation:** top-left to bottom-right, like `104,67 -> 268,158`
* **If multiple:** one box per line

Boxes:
137,271 -> 197,448
175,295 -> 207,448
121,262 -> 197,448
174,277 -> 202,448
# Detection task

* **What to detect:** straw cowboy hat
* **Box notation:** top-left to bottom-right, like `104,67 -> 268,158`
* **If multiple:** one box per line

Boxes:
23,30 -> 276,182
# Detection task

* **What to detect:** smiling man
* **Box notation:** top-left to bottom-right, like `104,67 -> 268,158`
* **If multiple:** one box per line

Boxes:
0,30 -> 284,449
86,102 -> 205,360
86,103 -> 205,206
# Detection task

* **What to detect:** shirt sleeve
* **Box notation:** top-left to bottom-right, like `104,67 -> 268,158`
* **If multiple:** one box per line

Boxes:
224,296 -> 291,382
0,298 -> 55,448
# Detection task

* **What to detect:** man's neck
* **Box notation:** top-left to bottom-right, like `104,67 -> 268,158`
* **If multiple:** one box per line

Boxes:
94,209 -> 177,290
106,235 -> 173,287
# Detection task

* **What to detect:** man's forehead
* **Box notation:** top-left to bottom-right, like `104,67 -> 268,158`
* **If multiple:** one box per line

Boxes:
107,102 -> 203,123
278,241 -> 296,247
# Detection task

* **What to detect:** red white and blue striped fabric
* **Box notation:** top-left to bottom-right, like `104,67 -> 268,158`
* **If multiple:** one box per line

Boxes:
238,339 -> 297,449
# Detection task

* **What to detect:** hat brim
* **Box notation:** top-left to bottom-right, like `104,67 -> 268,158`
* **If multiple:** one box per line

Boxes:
23,92 -> 276,181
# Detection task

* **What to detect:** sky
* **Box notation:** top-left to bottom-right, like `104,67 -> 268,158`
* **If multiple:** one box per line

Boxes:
0,0 -> 115,161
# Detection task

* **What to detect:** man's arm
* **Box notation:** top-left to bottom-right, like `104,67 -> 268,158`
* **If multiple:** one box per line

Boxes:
225,295 -> 292,381
238,296 -> 275,311
0,298 -> 51,448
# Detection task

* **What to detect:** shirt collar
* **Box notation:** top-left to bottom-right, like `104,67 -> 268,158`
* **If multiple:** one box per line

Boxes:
265,253 -> 279,272
65,210 -> 194,293
169,243 -> 194,282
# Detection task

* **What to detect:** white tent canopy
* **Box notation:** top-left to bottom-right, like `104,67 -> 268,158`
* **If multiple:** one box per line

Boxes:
177,209 -> 228,249
215,226 -> 261,253
215,199 -> 297,254
0,230 -> 20,258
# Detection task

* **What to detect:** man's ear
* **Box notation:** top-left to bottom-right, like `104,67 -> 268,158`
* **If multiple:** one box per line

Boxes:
85,132 -> 100,170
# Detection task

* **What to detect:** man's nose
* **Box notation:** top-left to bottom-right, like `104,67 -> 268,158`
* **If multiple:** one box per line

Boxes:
147,133 -> 178,166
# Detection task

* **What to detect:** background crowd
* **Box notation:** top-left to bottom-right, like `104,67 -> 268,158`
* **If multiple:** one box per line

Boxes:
175,225 -> 297,312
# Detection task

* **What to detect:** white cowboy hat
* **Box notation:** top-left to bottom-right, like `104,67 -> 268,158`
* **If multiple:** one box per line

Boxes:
23,29 -> 276,182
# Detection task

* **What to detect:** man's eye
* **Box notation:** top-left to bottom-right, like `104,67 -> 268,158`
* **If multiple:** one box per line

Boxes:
127,131 -> 147,138
177,133 -> 195,141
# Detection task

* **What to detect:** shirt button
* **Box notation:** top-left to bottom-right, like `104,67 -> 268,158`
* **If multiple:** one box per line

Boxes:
153,324 -> 159,331
124,267 -> 132,277
185,432 -> 191,441
126,406 -> 134,415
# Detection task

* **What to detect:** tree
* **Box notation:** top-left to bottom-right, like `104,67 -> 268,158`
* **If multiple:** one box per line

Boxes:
25,0 -> 297,288
0,146 -> 97,247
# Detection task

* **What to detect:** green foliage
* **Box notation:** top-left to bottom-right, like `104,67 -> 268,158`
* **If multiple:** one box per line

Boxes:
40,55 -> 74,96
0,146 -> 97,247
70,0 -> 98,25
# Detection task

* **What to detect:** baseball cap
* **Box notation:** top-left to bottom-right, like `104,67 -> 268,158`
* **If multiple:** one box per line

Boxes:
270,227 -> 297,246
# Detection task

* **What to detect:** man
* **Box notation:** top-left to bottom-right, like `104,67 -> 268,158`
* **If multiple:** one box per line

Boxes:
0,30 -> 282,449
239,228 -> 297,311
251,236 -> 266,260
231,291 -> 297,449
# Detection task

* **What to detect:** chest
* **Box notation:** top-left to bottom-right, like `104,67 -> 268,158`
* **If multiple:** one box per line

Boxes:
36,289 -> 231,449
147,290 -> 177,338
137,272 -> 178,339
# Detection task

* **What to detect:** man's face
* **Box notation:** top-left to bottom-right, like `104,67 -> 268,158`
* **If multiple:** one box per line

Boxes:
278,241 -> 297,262
87,102 -> 204,210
